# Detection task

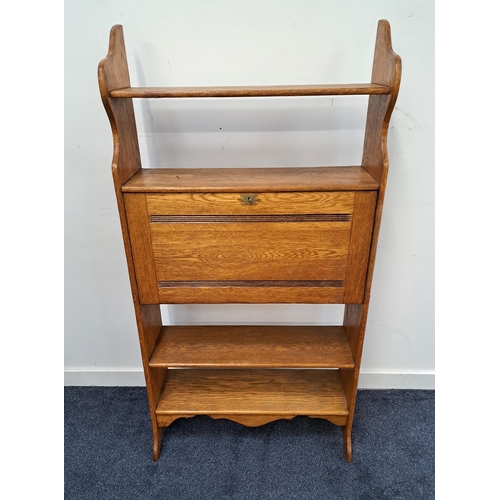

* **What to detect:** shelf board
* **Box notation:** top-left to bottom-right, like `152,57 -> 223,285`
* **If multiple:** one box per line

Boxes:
149,325 -> 354,369
110,83 -> 390,98
122,167 -> 379,193
156,368 -> 348,425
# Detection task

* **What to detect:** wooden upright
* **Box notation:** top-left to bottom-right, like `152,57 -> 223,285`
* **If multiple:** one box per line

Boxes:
98,20 -> 401,462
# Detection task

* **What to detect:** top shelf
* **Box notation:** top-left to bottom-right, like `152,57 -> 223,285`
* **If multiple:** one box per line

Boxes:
110,83 -> 391,99
121,166 -> 379,193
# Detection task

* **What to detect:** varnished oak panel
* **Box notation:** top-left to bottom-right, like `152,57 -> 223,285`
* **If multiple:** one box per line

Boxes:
99,26 -> 166,459
362,21 -> 401,185
157,286 -> 344,304
111,83 -> 390,98
150,221 -> 350,282
123,194 -> 160,304
122,167 -> 379,193
344,191 -> 377,303
156,369 -> 348,422
146,192 -> 355,216
157,413 -> 347,428
149,325 -> 354,368
98,25 -> 142,189
339,21 -> 401,463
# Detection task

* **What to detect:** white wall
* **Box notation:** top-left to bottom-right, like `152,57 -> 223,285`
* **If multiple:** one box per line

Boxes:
64,0 -> 434,388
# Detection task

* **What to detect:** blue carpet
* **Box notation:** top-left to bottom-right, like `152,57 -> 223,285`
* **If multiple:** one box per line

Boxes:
64,387 -> 434,499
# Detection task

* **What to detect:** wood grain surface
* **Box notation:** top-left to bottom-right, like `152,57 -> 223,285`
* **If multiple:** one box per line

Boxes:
156,286 -> 345,304
145,191 -> 355,216
149,325 -> 354,368
156,369 -> 348,418
122,167 -> 379,193
98,25 -> 165,459
344,191 -> 377,303
156,412 -> 347,427
150,221 -> 350,281
110,83 -> 390,98
123,193 -> 159,303
362,20 -> 402,184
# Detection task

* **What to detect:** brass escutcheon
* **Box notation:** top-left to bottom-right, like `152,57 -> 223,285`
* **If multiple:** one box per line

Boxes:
239,193 -> 260,205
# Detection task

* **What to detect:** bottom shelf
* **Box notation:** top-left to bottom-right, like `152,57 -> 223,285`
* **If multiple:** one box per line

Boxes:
156,368 -> 349,427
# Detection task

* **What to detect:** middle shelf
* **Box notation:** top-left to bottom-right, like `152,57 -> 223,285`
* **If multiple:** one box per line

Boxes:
149,325 -> 354,369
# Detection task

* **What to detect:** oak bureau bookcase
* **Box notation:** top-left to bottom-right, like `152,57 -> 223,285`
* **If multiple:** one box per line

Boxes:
98,19 -> 401,462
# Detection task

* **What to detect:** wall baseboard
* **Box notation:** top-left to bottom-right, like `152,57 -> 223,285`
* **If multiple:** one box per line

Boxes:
358,370 -> 434,390
64,369 -> 146,387
64,369 -> 434,390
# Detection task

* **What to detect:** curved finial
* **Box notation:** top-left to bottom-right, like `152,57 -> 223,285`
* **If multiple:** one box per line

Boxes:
98,25 -> 142,187
361,20 -> 402,183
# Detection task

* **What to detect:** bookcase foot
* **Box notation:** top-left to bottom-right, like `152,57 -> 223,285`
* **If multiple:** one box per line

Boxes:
342,425 -> 352,462
152,425 -> 163,461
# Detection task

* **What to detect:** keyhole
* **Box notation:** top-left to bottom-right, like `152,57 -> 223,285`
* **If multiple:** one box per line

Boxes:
240,193 -> 258,205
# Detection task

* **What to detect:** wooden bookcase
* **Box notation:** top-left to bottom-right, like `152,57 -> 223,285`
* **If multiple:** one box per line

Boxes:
98,20 -> 401,462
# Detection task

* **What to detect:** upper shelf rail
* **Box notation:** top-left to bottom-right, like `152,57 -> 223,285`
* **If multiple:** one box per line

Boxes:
110,83 -> 391,98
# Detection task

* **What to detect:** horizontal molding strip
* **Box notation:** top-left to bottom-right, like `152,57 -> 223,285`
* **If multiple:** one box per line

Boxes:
150,214 -> 351,223
158,280 -> 344,288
